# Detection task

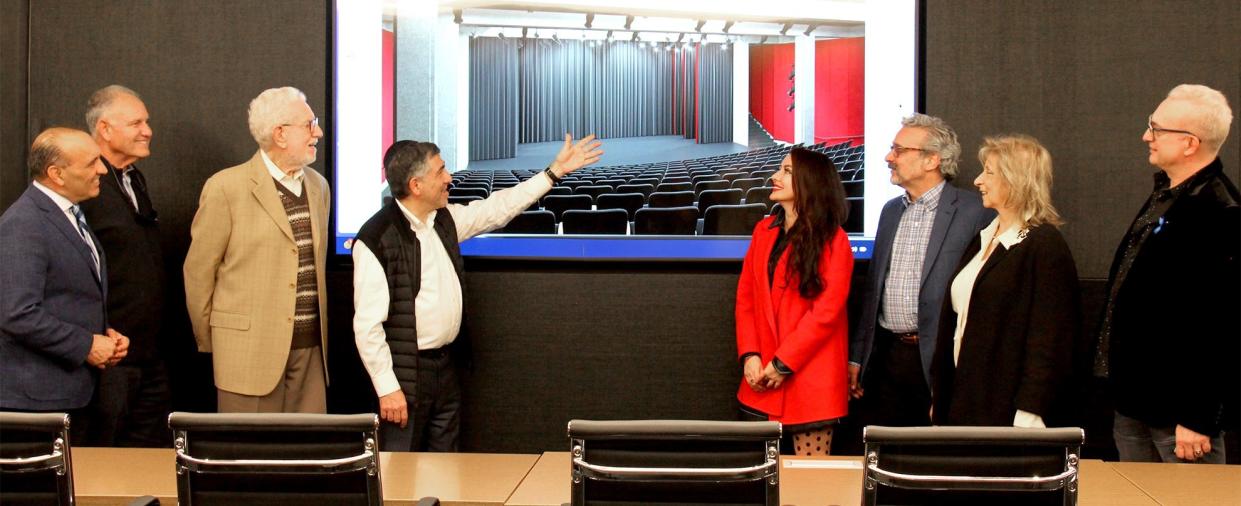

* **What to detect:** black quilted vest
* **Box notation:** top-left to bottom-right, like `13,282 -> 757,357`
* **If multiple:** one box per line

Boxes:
355,202 -> 466,402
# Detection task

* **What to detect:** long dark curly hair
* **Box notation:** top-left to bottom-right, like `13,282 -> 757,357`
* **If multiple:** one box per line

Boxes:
783,147 -> 848,299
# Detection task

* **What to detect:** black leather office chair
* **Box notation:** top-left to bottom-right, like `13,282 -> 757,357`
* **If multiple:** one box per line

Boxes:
862,426 -> 1084,506
168,412 -> 389,506
568,419 -> 781,506
0,412 -> 74,505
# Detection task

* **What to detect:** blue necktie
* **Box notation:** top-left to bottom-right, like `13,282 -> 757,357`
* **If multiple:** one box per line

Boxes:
71,205 -> 100,279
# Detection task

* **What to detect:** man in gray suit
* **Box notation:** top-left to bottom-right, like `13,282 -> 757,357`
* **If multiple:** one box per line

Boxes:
0,127 -> 129,424
848,114 -> 993,426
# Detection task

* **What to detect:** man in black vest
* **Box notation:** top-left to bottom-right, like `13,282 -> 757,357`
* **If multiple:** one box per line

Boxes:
353,134 -> 602,451
79,85 -> 170,446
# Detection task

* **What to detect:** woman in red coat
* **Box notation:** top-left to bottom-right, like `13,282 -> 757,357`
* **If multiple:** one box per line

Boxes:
736,147 -> 853,456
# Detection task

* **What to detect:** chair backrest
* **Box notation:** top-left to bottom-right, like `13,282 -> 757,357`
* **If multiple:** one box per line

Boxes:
568,419 -> 781,506
633,207 -> 698,235
697,188 -> 744,215
702,204 -> 767,235
744,186 -> 774,207
595,193 -> 645,220
694,180 -> 730,197
655,182 -> 692,193
0,412 -> 74,506
862,426 -> 1084,506
573,185 -> 615,202
497,210 -> 557,234
647,191 -> 695,208
169,412 -> 382,506
546,186 -> 574,196
731,178 -> 764,193
844,197 -> 864,233
561,209 -> 629,235
447,195 -> 482,205
448,187 -> 488,199
629,177 -> 660,187
614,184 -> 655,198
541,194 -> 593,221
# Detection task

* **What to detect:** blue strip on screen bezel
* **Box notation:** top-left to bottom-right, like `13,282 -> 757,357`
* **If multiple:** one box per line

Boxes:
335,234 -> 875,261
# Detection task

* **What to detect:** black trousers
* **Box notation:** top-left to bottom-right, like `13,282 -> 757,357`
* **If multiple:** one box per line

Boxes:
380,352 -> 461,452
859,328 -> 932,427
86,359 -> 172,447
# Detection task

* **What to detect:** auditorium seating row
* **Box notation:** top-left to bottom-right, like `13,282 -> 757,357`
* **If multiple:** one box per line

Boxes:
445,141 -> 866,235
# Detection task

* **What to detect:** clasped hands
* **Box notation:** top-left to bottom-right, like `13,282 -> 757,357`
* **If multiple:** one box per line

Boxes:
87,328 -> 129,369
743,355 -> 787,393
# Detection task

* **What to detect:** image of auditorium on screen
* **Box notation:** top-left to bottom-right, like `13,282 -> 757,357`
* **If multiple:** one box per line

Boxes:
333,1 -> 918,259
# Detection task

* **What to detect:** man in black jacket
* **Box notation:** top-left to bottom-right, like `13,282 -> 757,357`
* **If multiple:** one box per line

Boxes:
80,85 -> 170,447
1097,84 -> 1238,464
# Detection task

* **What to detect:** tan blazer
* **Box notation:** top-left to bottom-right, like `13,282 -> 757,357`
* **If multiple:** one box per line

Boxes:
184,151 -> 331,396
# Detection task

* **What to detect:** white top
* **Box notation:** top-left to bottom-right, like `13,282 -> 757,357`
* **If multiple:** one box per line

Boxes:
261,150 -> 305,196
33,180 -> 100,275
352,173 -> 553,397
948,217 -> 1044,428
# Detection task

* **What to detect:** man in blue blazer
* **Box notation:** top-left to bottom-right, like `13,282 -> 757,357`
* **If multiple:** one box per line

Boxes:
848,114 -> 993,426
0,127 -> 129,419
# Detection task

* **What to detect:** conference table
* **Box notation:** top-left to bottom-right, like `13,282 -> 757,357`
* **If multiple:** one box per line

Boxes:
68,447 -> 1241,505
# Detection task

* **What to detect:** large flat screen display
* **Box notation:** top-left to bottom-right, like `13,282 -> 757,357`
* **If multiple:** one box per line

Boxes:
331,0 -> 922,260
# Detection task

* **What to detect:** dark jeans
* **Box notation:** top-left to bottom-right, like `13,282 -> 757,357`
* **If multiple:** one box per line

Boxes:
858,330 -> 932,427
380,352 -> 461,452
87,360 -> 172,447
1113,411 -> 1226,464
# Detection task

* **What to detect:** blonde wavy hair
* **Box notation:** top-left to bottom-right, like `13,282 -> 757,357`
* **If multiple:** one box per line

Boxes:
978,134 -> 1063,227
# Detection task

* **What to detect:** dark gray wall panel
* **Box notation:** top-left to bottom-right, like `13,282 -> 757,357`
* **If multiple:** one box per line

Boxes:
925,0 -> 1240,278
0,0 -> 29,209
19,0 -> 328,412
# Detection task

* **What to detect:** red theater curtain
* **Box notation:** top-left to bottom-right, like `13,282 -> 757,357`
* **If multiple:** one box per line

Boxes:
749,43 -> 796,143
815,37 -> 864,146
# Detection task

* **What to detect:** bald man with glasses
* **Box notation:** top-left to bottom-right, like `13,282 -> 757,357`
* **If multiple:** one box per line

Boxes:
1097,84 -> 1238,464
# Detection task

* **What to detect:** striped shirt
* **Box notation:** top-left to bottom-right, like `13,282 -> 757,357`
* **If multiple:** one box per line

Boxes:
878,181 -> 945,333
275,181 -> 320,348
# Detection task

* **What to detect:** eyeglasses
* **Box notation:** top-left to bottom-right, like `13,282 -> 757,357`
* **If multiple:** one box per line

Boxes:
889,144 -> 926,156
282,117 -> 319,132
1146,115 -> 1197,140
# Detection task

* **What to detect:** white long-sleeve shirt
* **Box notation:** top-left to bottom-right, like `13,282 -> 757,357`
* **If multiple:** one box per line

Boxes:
352,173 -> 552,397
949,217 -> 1044,429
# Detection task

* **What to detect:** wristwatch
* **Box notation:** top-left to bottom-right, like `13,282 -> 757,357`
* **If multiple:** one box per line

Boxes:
543,166 -> 562,184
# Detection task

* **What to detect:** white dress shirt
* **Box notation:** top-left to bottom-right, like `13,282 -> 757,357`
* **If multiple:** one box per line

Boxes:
353,173 -> 553,397
33,180 -> 100,275
948,217 -> 1044,428
261,150 -> 304,196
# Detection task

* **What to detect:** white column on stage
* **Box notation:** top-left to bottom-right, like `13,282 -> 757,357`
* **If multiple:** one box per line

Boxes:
793,35 -> 816,145
334,0 -> 382,235
732,41 -> 750,147
863,0 -> 917,236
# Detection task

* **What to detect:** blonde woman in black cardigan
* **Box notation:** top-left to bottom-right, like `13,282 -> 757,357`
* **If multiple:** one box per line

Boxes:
931,135 -> 1086,428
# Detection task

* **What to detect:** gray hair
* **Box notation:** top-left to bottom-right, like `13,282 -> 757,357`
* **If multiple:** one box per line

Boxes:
384,140 -> 441,200
247,87 -> 307,149
1166,84 -> 1233,152
85,85 -> 141,136
901,113 -> 961,180
28,127 -> 77,180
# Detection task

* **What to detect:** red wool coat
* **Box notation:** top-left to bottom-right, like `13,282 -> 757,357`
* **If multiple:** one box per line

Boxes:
735,217 -> 853,425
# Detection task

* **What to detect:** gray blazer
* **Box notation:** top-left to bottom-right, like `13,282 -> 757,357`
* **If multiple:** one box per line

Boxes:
849,182 -> 993,387
0,185 -> 108,410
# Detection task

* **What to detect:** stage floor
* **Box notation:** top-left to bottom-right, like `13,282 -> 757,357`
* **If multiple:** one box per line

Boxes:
464,135 -> 752,172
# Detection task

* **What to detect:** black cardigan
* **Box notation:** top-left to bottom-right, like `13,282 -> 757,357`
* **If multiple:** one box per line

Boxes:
931,223 -> 1086,427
